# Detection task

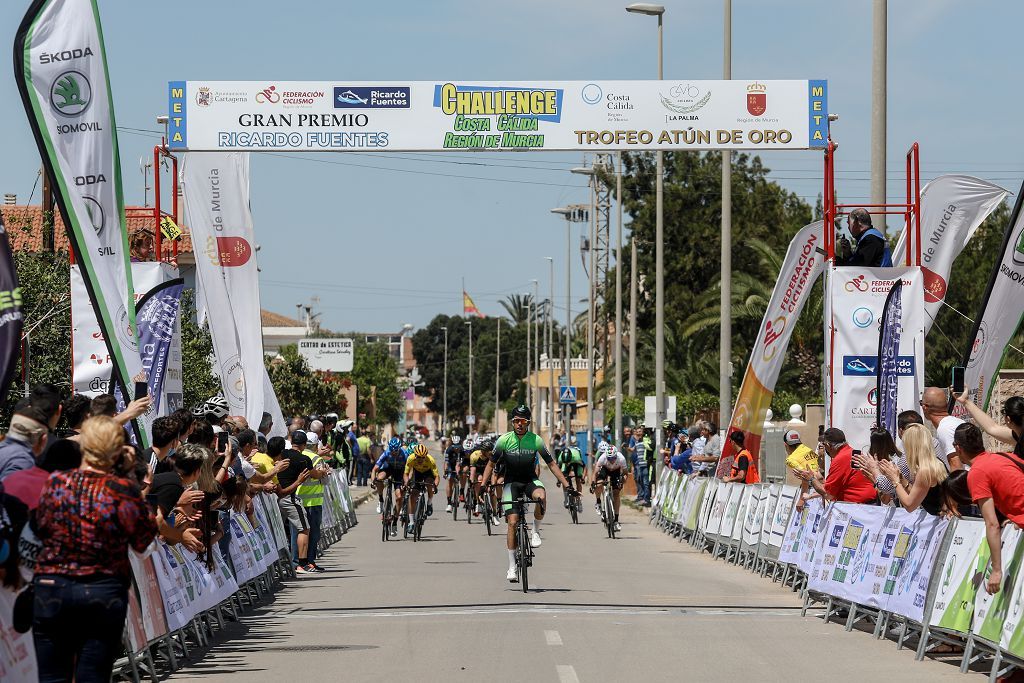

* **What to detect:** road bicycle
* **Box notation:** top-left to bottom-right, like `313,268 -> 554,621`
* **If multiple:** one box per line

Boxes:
465,481 -> 477,524
558,478 -> 583,525
447,470 -> 460,521
481,483 -> 495,536
592,477 -> 622,539
406,481 -> 431,542
380,478 -> 400,542
508,493 -> 537,592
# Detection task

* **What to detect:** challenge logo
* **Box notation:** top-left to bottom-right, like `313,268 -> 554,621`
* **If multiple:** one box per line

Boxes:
50,70 -> 91,117
660,83 -> 711,121
334,86 -> 410,109
437,83 -> 560,121
255,85 -> 280,104
746,82 -> 766,116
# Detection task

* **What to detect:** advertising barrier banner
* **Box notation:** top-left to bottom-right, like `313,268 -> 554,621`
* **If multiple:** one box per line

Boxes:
930,518 -> 988,633
169,80 -> 829,153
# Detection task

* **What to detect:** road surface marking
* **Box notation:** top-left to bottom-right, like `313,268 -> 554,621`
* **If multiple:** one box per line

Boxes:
556,665 -> 579,683
545,630 -> 563,646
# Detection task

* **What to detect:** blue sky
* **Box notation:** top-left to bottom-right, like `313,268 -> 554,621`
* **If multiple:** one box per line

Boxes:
1,0 -> 1021,332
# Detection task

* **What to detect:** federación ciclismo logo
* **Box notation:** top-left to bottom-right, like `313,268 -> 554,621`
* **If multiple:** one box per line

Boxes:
50,70 -> 91,117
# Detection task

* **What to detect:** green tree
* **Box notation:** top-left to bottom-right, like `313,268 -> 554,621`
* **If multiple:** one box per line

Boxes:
179,289 -> 221,411
346,340 -> 403,427
265,344 -> 342,417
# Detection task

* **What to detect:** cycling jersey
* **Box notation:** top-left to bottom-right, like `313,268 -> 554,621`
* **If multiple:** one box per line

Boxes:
595,452 -> 627,472
444,444 -> 463,468
405,454 -> 439,477
375,449 -> 408,477
493,430 -> 552,484
557,447 -> 585,476
469,450 -> 491,471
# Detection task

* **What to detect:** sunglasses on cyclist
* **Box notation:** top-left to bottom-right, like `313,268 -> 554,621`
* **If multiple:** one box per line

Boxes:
512,418 -> 530,426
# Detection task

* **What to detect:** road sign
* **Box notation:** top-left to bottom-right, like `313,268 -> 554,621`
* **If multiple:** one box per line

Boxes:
558,375 -> 568,386
559,385 -> 577,404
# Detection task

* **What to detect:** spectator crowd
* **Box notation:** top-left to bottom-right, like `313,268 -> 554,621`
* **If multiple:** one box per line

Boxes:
0,383 -> 372,681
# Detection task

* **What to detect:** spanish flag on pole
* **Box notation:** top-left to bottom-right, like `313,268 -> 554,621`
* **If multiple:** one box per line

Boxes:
463,291 -> 484,318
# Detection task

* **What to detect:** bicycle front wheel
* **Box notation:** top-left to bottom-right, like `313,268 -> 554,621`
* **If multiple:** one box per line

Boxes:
483,495 -> 492,536
414,494 -> 426,542
605,493 -> 615,539
518,522 -> 530,593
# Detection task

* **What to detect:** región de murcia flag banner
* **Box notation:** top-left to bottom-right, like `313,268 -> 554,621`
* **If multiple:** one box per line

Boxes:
719,221 -> 825,477
182,152 -> 265,427
15,0 -> 146,441
962,183 -> 1024,410
892,175 -> 1008,333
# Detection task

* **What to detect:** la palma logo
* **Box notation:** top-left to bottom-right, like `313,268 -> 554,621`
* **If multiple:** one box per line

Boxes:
746,82 -> 766,116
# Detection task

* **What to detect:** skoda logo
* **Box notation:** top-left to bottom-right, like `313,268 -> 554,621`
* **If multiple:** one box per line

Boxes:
852,307 -> 874,329
1013,224 -> 1024,266
50,70 -> 92,117
581,83 -> 602,105
82,196 -> 104,236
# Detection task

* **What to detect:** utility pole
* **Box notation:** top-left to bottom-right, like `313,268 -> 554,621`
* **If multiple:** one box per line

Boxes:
720,0 -> 733,432
614,151 -> 624,448
872,0 -> 887,230
465,319 -> 473,430
526,295 -> 532,420
547,257 -> 556,442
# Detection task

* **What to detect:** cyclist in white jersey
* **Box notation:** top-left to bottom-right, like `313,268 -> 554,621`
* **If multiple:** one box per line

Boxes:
592,446 -> 628,531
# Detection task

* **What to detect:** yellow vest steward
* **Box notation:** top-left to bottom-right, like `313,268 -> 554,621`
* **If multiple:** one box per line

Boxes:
298,451 -> 325,508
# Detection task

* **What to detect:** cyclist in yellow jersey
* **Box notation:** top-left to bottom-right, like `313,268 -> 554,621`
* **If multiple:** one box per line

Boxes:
469,437 -> 501,526
404,443 -> 439,535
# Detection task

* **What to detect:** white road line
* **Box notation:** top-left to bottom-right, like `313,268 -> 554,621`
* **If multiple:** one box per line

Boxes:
545,629 -> 563,646
556,665 -> 579,683
280,606 -> 803,620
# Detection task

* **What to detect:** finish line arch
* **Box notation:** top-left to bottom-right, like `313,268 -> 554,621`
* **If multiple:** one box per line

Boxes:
166,80 -> 828,153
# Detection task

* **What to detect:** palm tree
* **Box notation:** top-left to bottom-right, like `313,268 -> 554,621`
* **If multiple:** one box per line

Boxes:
500,293 -> 534,325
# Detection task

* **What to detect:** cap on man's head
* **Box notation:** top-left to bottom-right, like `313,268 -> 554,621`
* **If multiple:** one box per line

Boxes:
291,429 -> 308,446
783,429 -> 802,446
305,431 -> 319,447
822,427 -> 847,444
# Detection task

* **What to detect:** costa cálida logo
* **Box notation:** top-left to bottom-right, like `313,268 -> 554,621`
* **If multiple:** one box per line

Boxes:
746,82 -> 766,116
204,235 -> 252,267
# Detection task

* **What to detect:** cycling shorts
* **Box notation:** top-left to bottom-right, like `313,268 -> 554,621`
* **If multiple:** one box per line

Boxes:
596,467 -> 624,489
409,469 -> 434,485
501,480 -> 544,516
561,463 -> 585,478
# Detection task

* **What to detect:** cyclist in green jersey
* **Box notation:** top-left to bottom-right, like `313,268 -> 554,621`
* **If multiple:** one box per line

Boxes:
482,405 -> 578,582
557,443 -> 586,509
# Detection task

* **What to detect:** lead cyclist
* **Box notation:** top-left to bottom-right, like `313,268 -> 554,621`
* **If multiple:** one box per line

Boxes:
481,405 -> 579,582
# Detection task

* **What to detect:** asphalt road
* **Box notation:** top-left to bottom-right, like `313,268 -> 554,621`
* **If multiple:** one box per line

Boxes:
169,472 -> 971,682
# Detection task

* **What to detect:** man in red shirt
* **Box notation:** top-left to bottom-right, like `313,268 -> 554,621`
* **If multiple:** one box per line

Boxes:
793,428 -> 876,504
955,423 -> 1024,594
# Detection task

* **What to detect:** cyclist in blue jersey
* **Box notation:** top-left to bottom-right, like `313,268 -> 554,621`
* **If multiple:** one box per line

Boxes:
371,438 -> 408,534
444,434 -> 464,513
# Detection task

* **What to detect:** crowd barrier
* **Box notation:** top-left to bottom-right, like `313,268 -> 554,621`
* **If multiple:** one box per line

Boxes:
0,471 -> 358,682
648,468 -> 1024,681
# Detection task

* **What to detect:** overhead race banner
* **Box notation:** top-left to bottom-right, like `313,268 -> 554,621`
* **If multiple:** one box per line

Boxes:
182,152 -> 265,427
962,184 -> 1024,410
722,221 -> 825,477
825,267 -> 925,445
892,175 -> 1008,333
168,80 -> 828,152
15,0 -> 144,425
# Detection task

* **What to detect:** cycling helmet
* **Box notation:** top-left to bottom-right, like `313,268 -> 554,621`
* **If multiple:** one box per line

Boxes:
662,419 -> 676,431
451,434 -> 462,445
464,438 -> 475,451
412,443 -> 429,457
204,396 -> 229,419
510,404 -> 532,420
478,437 -> 494,452
388,437 -> 402,451
597,441 -> 611,455
191,404 -> 206,417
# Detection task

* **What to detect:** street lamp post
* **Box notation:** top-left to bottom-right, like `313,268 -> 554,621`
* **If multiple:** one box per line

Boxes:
441,325 -> 448,436
571,165 -> 598,456
495,317 -> 501,431
546,256 -> 556,442
525,293 -> 532,421
720,0 -> 734,433
465,319 -> 473,431
550,208 -> 573,436
626,1 -> 666,467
